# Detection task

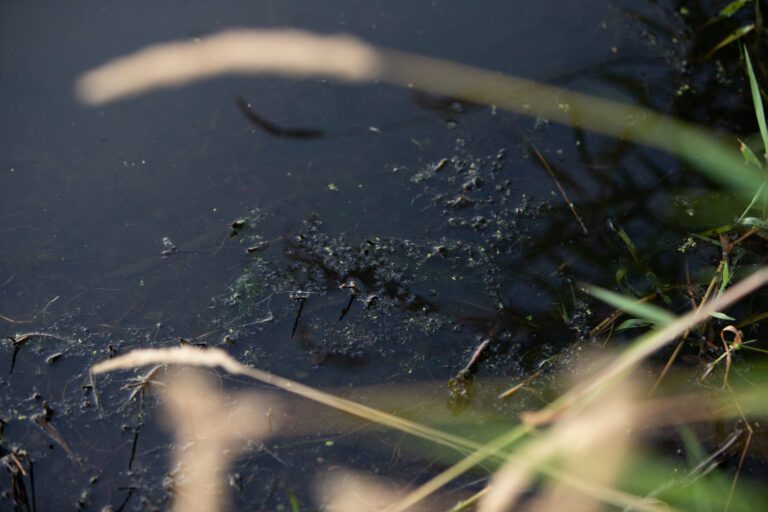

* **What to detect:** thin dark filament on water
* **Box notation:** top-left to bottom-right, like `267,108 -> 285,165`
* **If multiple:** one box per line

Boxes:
235,96 -> 324,139
115,487 -> 135,512
529,142 -> 589,235
339,295 -> 354,321
128,426 -> 141,470
291,299 -> 305,338
27,455 -> 36,512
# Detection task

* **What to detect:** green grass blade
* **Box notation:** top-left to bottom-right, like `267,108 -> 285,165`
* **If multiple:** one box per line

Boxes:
720,0 -> 753,18
744,45 -> 768,161
737,181 -> 766,223
739,139 -> 762,167
706,24 -> 754,58
741,216 -> 768,229
587,285 -> 676,327
536,269 -> 768,425
717,260 -> 732,298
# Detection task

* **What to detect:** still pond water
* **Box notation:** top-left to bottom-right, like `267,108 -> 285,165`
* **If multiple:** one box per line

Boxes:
0,1 -> 759,509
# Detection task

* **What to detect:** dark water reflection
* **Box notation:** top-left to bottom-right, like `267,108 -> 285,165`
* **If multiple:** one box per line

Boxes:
0,0 -> 749,509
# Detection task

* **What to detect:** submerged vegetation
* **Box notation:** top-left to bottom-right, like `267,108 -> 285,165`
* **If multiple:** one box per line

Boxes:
5,1 -> 768,510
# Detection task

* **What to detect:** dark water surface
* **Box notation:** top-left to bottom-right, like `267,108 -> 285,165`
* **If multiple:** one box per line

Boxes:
0,1 -> 755,510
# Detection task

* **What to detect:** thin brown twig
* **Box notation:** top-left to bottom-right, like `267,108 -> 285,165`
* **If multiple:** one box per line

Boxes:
726,401 -> 753,512
684,254 -> 698,310
529,142 -> 589,235
649,256 -> 701,396
650,238 -> 733,395
649,340 -> 685,397
732,226 -> 760,247
0,314 -> 32,324
498,371 -> 541,400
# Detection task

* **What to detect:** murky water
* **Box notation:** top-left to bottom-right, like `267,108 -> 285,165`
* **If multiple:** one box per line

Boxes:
1,1 -> 762,510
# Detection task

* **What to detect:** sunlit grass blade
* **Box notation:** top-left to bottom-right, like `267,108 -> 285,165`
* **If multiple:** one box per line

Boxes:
705,24 -> 754,58
587,285 -> 676,327
93,346 -> 477,456
478,381 -> 639,512
720,0 -> 753,18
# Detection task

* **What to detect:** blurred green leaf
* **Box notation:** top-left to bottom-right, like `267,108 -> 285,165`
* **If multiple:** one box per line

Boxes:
587,285 -> 676,326
720,0 -> 753,18
616,318 -> 657,332
741,216 -> 768,229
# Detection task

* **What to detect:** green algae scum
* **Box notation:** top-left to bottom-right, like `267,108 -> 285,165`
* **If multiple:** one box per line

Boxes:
3,1 -> 768,510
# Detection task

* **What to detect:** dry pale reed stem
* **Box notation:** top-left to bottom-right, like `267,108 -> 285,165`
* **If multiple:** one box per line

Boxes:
75,28 -> 763,195
76,29 -> 382,105
479,384 -> 637,512
316,471 -> 436,512
93,345 -> 475,456
160,369 -> 278,512
94,346 -> 667,512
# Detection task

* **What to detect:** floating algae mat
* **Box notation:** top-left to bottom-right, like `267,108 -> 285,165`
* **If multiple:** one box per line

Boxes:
217,141 -> 552,372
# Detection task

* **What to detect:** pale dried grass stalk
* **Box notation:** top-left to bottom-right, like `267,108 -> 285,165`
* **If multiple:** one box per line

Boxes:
92,345 -> 242,374
74,29 -> 763,196
316,471 -> 434,512
479,383 -> 638,512
160,369 -> 279,512
93,345 -> 475,456
76,29 -> 382,105
93,346 -> 716,512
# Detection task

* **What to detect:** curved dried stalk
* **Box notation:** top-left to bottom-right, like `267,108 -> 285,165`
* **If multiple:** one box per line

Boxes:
75,29 -> 763,196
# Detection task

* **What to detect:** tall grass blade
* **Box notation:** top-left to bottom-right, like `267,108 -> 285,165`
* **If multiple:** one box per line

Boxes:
737,181 -> 765,223
705,25 -> 754,59
720,0 -> 753,18
94,347 -> 681,512
744,46 -> 768,162
586,286 -> 676,327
